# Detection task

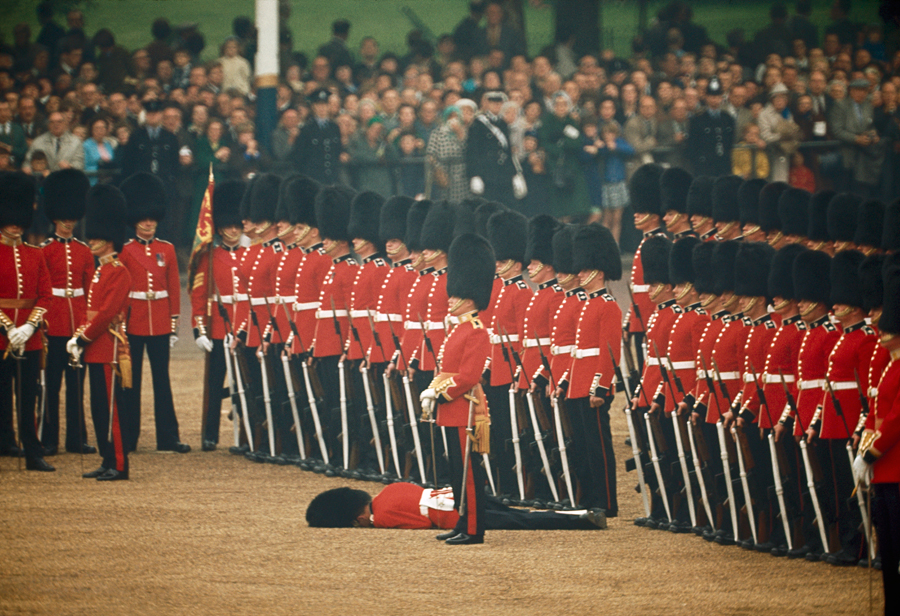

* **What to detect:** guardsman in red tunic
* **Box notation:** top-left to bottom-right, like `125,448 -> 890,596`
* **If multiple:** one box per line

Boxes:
473,202 -> 506,329
661,167 -> 696,242
711,175 -> 744,241
69,184 -> 132,480
565,224 -> 622,514
757,181 -> 788,249
827,193 -> 861,255
805,190 -> 835,253
39,169 -> 96,456
737,178 -> 767,243
807,250 -> 877,566
0,172 -> 54,470
287,177 -> 328,359
311,186 -> 357,476
118,173 -> 188,453
420,232 -> 494,544
484,209 -> 531,500
189,179 -> 247,451
624,164 -> 665,371
855,263 -> 900,614
856,254 -> 890,445
395,201 -> 433,377
687,176 -> 717,242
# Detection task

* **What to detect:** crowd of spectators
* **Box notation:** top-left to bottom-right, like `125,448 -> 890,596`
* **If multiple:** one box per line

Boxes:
1,0 -> 899,253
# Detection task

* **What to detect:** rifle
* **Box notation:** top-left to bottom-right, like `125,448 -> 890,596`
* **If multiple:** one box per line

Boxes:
712,357 -> 757,544
215,293 -> 252,450
494,325 -> 526,501
346,308 -> 385,476
367,310 -> 401,479
386,315 -> 427,482
536,333 -> 574,503
418,314 -> 451,479
700,355 -> 739,538
284,309 -> 330,466
329,297 -> 350,471
654,341 -> 697,528
500,326 -> 558,503
249,310 -> 277,458
779,368 -> 830,552
608,342 -> 650,517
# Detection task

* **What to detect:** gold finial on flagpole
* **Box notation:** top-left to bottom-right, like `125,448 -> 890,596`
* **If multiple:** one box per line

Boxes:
209,162 -> 214,182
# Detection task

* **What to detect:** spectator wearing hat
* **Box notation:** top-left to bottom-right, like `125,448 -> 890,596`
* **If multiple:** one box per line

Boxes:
290,88 -> 344,185
538,91 -> 590,219
347,117 -> 398,196
829,78 -> 885,197
687,77 -> 735,177
466,91 -> 518,207
758,82 -> 802,182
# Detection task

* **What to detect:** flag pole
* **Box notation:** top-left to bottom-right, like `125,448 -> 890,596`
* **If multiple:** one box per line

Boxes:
199,163 -> 215,442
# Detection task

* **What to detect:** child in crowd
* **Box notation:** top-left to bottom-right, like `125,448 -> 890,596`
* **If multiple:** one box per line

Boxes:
397,131 -> 425,199
520,130 -> 551,217
596,121 -> 633,242
579,116 -> 604,217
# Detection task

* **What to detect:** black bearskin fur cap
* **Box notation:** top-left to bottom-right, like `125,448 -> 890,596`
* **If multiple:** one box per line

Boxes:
314,185 -> 352,242
660,166 -> 693,215
759,181 -> 789,233
487,209 -> 528,264
712,240 -> 740,295
669,236 -> 700,286
692,242 -> 717,296
379,195 -> 414,244
212,179 -> 245,230
793,249 -> 832,305
827,193 -> 861,244
711,175 -> 743,223
768,243 -> 807,301
778,187 -> 811,238
121,172 -> 167,225
85,184 -> 128,251
447,233 -> 496,311
525,214 -> 560,266
572,223 -> 622,280
630,163 -> 663,215
43,169 -> 89,222
829,249 -> 866,308
734,242 -> 775,297
639,234 -> 671,286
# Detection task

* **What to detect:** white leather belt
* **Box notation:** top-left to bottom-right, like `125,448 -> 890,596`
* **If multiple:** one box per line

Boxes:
828,381 -> 857,391
573,348 -> 600,359
278,295 -> 296,304
716,371 -> 740,380
524,337 -> 551,348
743,373 -> 756,383
490,333 -> 519,344
798,379 -> 825,390
374,313 -> 403,322
293,301 -> 319,311
551,345 -> 574,355
646,357 -> 661,366
427,320 -> 445,330
697,369 -> 707,379
763,373 -> 795,384
129,290 -> 168,300
219,295 -> 236,305
404,321 -> 423,330
317,309 -> 348,318
52,288 -> 84,298
632,284 -> 650,293
669,361 -> 695,370
350,310 -> 372,319
250,296 -> 279,306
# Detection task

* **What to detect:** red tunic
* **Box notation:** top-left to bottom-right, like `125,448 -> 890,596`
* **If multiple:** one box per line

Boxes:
40,235 -> 94,337
625,231 -> 664,333
368,259 -> 417,364
793,315 -> 842,436
399,267 -> 435,370
346,255 -> 391,360
819,322 -> 877,440
120,237 -> 180,337
290,243 -> 331,354
372,483 -> 459,530
0,239 -> 52,352
269,242 -> 305,345
420,267 -> 448,372
866,343 -> 891,424
78,254 -> 132,364
237,238 -> 284,347
864,354 -> 900,484
661,304 -> 707,413
567,288 -> 622,399
517,280 -> 564,389
637,299 -> 681,406
433,313 -> 491,427
312,254 -> 356,358
704,315 -> 751,423
755,315 -> 806,429
189,244 -> 246,341
736,314 -> 779,424
488,275 -> 531,387
689,311 -> 723,419
547,288 -> 587,385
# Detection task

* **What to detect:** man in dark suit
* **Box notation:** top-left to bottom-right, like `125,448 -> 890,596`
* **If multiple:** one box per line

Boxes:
317,19 -> 354,79
15,96 -> 46,147
686,78 -> 735,177
290,88 -> 344,185
466,91 -> 516,207
0,101 -> 27,167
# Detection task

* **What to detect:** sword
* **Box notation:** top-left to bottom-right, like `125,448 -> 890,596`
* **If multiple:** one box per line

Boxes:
387,316 -> 426,482
367,310 -> 401,478
69,346 -> 86,476
458,398 -> 477,517
495,326 -> 526,501
701,355 -> 739,539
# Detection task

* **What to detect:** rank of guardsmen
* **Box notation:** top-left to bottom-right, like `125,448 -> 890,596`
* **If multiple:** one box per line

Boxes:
3,157 -> 900,607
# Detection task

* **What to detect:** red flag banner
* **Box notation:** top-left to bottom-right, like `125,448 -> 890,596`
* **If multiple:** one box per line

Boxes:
188,165 -> 215,289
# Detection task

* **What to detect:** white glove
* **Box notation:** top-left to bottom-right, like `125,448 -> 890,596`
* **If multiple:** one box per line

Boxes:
563,124 -> 580,140
470,176 -> 485,195
8,323 -> 36,350
419,387 -> 436,420
169,334 -> 179,348
195,335 -> 214,353
852,454 -> 873,487
66,337 -> 82,362
512,172 -> 527,199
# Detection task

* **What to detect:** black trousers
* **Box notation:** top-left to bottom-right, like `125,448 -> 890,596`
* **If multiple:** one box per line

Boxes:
568,396 -> 617,513
0,349 -> 43,459
413,369 -> 450,484
485,382 -> 520,497
42,335 -> 88,451
447,425 -> 486,538
315,355 -> 343,467
202,338 -> 230,444
815,437 -> 862,555
88,363 -> 128,472
484,498 -> 603,530
122,334 -> 181,450
873,482 -> 900,616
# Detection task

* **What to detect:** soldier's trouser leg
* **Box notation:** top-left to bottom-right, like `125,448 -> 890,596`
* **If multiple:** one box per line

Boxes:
141,334 -> 181,449
0,351 -> 43,460
824,437 -> 862,556
414,370 -> 438,483
44,335 -> 87,451
873,482 -> 900,615
122,334 -> 145,451
267,344 -> 293,456
568,396 -> 613,510
88,363 -> 128,473
485,382 -> 516,496
202,338 -> 227,444
448,425 -> 486,538
591,397 -> 617,514
315,355 -> 341,463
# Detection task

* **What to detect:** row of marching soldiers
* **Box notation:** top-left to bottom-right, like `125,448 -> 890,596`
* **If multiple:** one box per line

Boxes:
624,161 -> 900,613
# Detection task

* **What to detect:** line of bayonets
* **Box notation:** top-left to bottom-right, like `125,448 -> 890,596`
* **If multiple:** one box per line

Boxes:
623,288 -> 872,557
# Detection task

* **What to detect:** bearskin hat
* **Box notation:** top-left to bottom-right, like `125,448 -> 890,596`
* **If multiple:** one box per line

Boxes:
660,167 -> 693,215
525,214 -> 560,266
630,163 -> 664,215
239,174 -> 256,221
487,209 -> 527,264
349,191 -> 385,248
712,240 -> 741,295
405,200 -> 431,252
121,172 -> 166,225
807,190 -> 835,243
552,224 -> 577,275
768,244 -> 807,301
884,198 -> 900,252
734,242 -> 775,298
827,193 -> 861,244
447,233 -> 496,311
669,236 -> 700,286
778,187 -> 811,238
43,169 -> 89,222
573,223 -> 622,280
458,196 -> 487,218
453,202 -> 476,238
687,175 -> 715,219
379,195 -> 413,245
711,175 -> 743,224
314,185 -> 352,242
692,242 -> 717,296
793,249 -> 832,305
273,173 -> 297,223
738,178 -> 767,228
829,249 -> 866,308
639,235 -> 671,286
474,201 -> 507,238
759,181 -> 789,233
880,265 -> 900,335
84,184 -> 128,251
212,179 -> 245,230
859,253 -> 885,312
306,487 -> 372,528
0,171 -> 36,229
246,173 -> 281,224
420,200 -> 456,254
853,199 -> 885,249
279,174 -> 320,227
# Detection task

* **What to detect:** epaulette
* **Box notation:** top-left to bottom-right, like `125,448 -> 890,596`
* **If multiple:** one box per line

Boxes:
824,321 -> 837,332
765,320 -> 777,329
516,280 -> 528,290
796,320 -> 808,331
156,238 -> 173,246
317,247 -> 327,255
602,292 -> 614,302
74,237 -> 89,247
